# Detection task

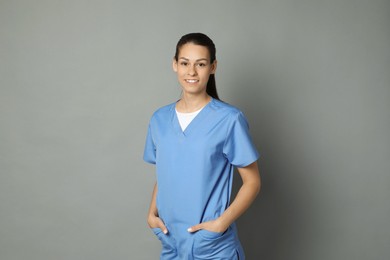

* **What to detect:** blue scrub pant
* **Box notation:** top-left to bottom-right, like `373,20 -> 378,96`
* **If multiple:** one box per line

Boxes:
152,224 -> 245,260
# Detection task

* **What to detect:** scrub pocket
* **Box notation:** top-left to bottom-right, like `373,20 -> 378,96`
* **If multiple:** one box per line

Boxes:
192,227 -> 241,260
152,228 -> 177,258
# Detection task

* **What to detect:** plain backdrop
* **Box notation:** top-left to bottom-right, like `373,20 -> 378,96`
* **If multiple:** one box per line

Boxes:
1,0 -> 389,259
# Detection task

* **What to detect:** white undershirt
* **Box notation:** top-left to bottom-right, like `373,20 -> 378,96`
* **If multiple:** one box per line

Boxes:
176,107 -> 203,131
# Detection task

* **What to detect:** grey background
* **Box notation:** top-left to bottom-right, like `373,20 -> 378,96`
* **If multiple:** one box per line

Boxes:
1,0 -> 389,259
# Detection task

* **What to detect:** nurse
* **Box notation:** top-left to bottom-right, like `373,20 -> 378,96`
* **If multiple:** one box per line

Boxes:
144,32 -> 261,260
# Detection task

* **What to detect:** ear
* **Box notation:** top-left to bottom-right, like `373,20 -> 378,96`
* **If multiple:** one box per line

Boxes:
172,58 -> 178,72
210,60 -> 217,74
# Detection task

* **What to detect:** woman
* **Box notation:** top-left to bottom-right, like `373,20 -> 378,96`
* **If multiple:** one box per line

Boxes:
143,32 -> 261,260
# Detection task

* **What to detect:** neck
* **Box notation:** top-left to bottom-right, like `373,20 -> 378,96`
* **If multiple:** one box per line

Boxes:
177,93 -> 211,113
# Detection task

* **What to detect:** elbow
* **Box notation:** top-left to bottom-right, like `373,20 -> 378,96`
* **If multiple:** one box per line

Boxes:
254,174 -> 261,196
247,177 -> 261,197
255,180 -> 261,196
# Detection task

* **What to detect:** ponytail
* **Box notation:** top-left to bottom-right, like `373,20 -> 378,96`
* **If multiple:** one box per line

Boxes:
206,74 -> 220,100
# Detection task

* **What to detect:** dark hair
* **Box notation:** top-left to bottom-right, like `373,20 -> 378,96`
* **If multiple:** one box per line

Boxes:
174,32 -> 220,100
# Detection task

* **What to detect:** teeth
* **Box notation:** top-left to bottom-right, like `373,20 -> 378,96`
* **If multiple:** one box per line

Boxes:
186,80 -> 198,83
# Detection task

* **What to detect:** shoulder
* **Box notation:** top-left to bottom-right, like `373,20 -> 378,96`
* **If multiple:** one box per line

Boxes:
149,101 -> 176,119
210,99 -> 251,131
210,99 -> 245,119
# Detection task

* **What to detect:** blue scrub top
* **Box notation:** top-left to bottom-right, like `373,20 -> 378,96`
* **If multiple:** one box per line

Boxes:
144,98 -> 259,231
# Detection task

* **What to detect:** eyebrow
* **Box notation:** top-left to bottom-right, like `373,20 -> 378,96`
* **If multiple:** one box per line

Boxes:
178,57 -> 209,62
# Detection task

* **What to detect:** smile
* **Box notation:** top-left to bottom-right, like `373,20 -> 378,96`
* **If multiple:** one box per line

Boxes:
185,79 -> 199,83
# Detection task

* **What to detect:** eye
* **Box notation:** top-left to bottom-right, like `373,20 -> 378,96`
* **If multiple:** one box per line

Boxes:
180,62 -> 188,66
197,63 -> 207,67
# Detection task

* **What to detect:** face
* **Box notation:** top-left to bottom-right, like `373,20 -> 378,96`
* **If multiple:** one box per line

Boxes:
173,43 -> 217,96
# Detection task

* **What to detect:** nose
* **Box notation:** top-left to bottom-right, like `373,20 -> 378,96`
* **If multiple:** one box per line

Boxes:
187,65 -> 197,76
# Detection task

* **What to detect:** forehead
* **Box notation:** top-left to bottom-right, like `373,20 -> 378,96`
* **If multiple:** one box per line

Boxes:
178,43 -> 210,61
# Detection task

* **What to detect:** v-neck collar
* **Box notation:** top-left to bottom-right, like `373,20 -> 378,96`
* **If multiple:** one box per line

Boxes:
172,98 -> 214,136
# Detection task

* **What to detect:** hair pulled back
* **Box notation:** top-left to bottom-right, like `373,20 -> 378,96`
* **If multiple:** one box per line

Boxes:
174,33 -> 220,100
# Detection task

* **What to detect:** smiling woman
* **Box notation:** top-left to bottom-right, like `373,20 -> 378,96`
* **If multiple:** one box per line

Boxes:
143,33 -> 261,260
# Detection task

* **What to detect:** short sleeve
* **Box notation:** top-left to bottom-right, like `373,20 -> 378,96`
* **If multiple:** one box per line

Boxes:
223,112 -> 259,167
143,124 -> 156,164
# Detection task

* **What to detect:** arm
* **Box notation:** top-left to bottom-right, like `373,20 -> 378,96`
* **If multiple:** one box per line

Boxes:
147,182 -> 168,234
188,161 -> 261,233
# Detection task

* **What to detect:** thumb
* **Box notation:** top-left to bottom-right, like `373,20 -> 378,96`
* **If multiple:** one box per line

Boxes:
187,223 -> 203,233
156,218 -> 169,234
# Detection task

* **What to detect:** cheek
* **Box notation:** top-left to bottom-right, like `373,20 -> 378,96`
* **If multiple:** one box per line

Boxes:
201,71 -> 211,79
174,68 -> 183,76
179,70 -> 187,77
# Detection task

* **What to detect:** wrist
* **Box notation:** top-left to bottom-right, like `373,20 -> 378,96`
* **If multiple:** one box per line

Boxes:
216,216 -> 230,232
148,212 -> 158,221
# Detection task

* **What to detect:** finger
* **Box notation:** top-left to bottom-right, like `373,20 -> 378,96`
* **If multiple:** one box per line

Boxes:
187,223 -> 203,233
156,219 -> 168,234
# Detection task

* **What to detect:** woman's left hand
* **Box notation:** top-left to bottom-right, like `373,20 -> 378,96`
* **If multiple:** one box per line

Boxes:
187,218 -> 228,233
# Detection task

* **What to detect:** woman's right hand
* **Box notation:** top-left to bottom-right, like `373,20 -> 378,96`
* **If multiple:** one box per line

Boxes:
147,214 -> 168,234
